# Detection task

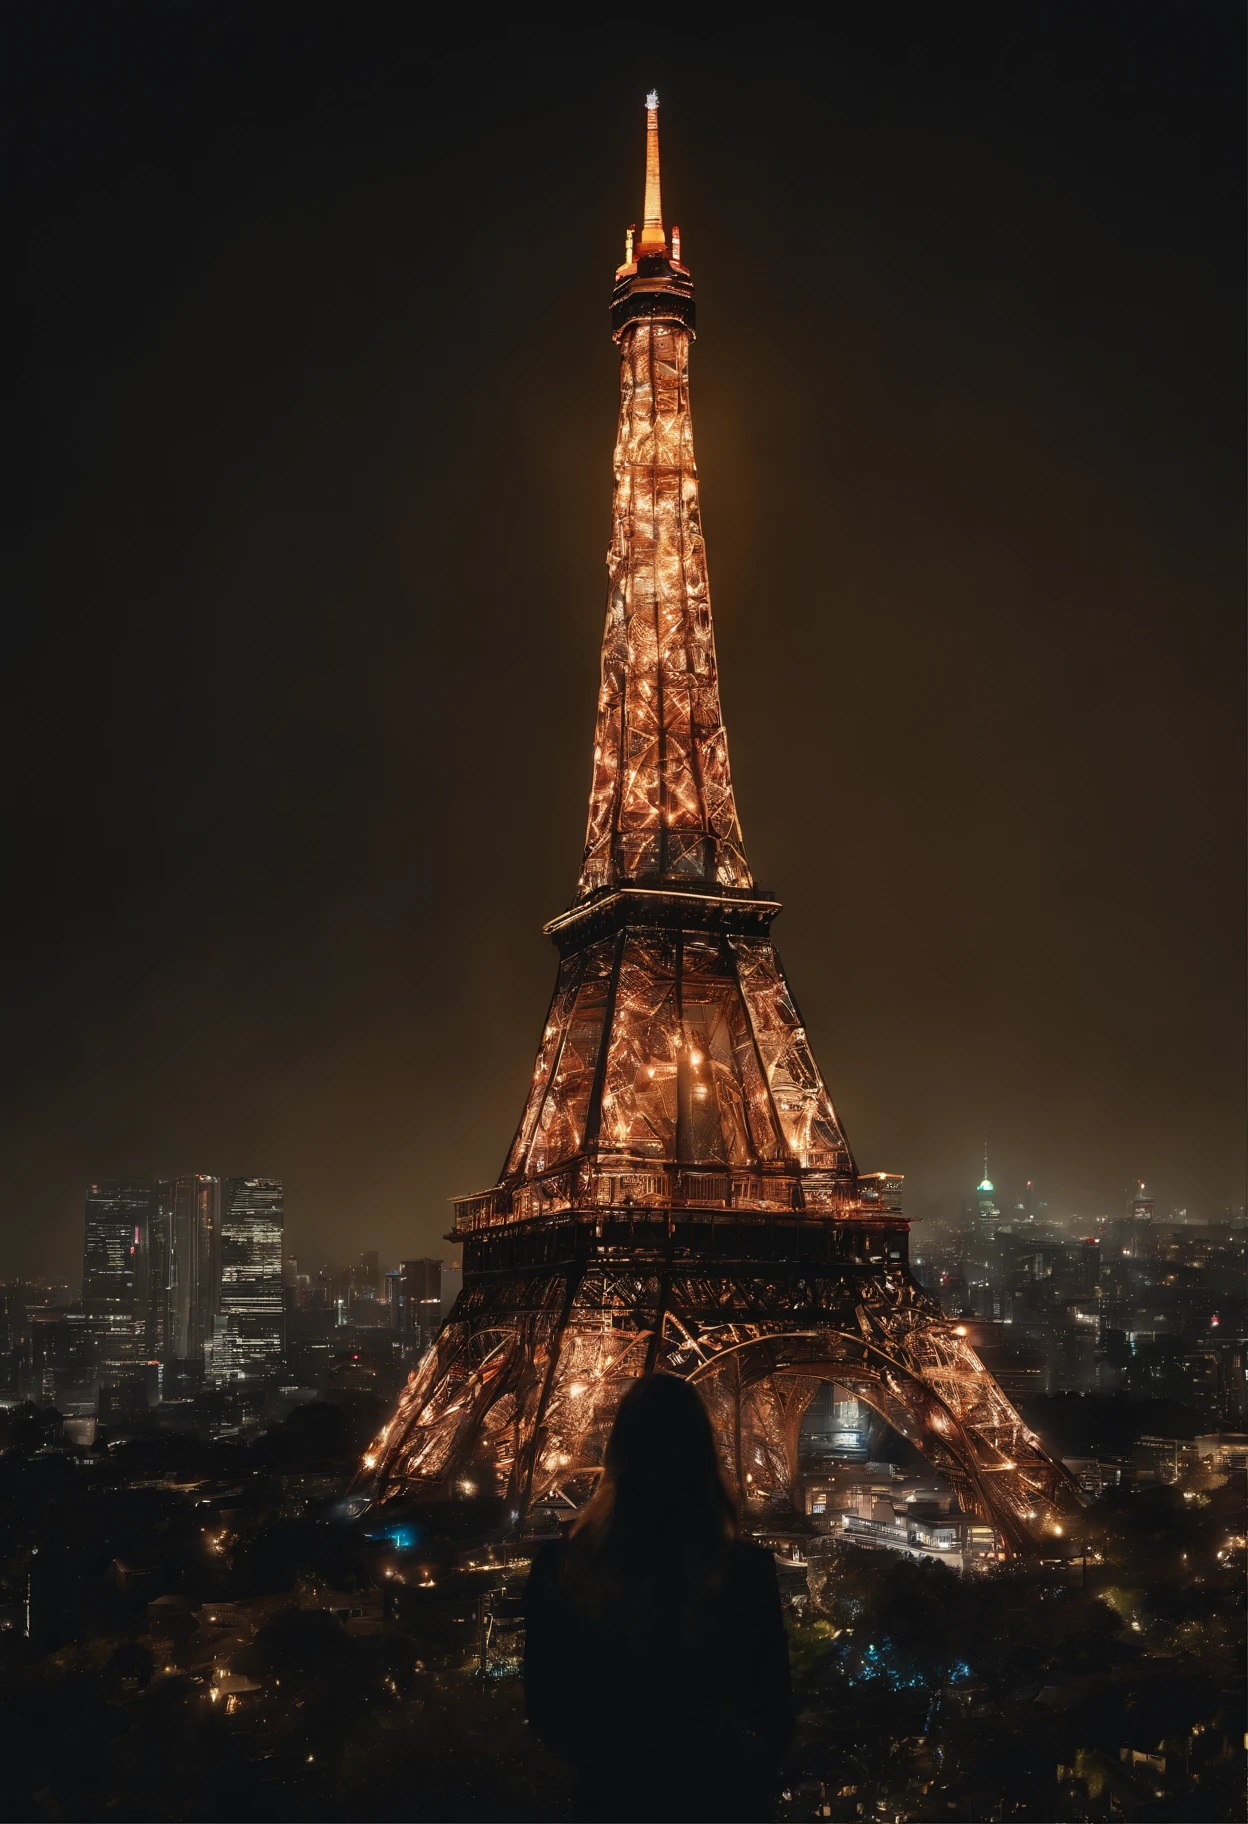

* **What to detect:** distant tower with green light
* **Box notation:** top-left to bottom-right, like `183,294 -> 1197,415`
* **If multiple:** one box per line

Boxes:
974,1145 -> 1000,1242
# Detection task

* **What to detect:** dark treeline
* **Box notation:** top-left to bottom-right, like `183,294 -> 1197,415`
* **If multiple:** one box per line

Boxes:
0,1406 -> 1241,1821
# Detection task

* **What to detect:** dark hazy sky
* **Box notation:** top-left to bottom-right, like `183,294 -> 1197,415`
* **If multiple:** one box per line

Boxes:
7,8 -> 1243,1278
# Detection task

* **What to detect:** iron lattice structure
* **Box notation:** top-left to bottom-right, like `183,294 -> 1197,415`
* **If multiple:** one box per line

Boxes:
359,97 -> 1080,1556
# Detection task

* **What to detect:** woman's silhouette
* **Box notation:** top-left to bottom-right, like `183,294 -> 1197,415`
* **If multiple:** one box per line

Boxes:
524,1373 -> 794,1822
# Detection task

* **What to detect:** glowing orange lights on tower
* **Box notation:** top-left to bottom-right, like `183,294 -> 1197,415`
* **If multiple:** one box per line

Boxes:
352,95 -> 1084,1560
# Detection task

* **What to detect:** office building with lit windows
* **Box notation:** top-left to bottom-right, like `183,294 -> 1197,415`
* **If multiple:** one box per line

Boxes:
166,1174 -> 221,1363
211,1178 -> 284,1380
82,1179 -> 159,1374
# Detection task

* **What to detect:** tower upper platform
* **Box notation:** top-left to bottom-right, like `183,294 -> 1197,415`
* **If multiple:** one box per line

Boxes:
610,96 -> 695,338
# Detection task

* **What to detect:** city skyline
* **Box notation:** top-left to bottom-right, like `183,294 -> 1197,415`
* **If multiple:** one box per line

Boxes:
8,1158 -> 1238,1288
27,1160 -> 1235,1298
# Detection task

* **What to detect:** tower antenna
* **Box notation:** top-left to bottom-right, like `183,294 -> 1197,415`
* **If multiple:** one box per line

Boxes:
638,90 -> 666,254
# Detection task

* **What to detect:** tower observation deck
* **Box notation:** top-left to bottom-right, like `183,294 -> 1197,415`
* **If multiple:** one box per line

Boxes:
356,96 -> 1079,1555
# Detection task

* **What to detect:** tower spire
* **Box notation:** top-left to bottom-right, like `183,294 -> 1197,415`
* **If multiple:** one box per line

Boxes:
638,89 -> 666,254
580,94 -> 749,900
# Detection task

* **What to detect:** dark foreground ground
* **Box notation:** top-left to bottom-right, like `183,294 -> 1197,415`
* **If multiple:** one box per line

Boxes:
0,1398 -> 1242,1822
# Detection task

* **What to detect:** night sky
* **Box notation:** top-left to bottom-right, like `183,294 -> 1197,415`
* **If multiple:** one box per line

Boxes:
7,9 -> 1243,1278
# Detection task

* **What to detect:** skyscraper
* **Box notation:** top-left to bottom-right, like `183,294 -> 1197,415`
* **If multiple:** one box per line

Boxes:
144,1181 -> 174,1358
82,1179 -> 158,1375
166,1174 -> 220,1363
20,1304 -> 98,1408
1130,1180 -> 1155,1224
971,1150 -> 1001,1264
211,1178 -> 284,1380
395,1259 -> 442,1347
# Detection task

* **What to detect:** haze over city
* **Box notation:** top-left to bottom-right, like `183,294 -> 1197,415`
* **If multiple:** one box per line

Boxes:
8,14 -> 1242,1281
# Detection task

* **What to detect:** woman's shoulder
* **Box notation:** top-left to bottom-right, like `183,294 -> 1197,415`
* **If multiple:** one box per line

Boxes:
726,1537 -> 781,1585
531,1535 -> 566,1565
527,1536 -> 566,1578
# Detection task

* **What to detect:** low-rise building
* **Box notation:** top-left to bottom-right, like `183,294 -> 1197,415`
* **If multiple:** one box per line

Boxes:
1132,1435 -> 1200,1484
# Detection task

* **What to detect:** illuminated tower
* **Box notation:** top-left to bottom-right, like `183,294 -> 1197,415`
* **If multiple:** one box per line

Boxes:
359,96 -> 1079,1554
972,1146 -> 1000,1249
1129,1180 -> 1154,1224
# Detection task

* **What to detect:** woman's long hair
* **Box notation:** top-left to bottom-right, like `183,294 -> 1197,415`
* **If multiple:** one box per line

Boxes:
566,1374 -> 737,1622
